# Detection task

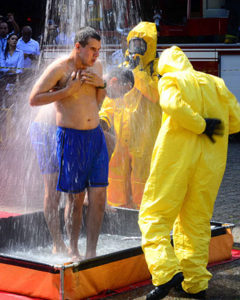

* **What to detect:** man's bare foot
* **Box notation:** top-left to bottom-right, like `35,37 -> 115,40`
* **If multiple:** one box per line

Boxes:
52,243 -> 69,255
71,254 -> 84,262
68,248 -> 83,262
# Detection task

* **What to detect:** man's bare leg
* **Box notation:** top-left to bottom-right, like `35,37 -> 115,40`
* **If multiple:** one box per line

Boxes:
85,186 -> 106,259
43,173 -> 68,254
64,192 -> 85,260
83,190 -> 89,206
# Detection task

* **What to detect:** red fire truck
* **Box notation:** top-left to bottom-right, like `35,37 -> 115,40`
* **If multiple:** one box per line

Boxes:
152,0 -> 240,102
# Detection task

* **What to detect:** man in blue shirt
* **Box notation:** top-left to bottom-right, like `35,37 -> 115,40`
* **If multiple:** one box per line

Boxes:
17,26 -> 40,70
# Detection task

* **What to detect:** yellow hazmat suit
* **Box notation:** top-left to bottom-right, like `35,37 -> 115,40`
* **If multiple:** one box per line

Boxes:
139,46 -> 240,293
99,22 -> 161,208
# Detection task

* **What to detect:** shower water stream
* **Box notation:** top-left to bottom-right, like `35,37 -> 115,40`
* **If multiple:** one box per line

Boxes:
0,0 -> 143,264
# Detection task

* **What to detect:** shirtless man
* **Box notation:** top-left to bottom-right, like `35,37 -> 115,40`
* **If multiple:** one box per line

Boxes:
29,27 -> 108,260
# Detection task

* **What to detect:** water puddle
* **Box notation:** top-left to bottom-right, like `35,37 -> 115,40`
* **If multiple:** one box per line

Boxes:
1,233 -> 141,265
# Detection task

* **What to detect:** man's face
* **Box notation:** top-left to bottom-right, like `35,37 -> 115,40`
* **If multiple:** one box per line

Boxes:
0,22 -> 9,38
22,29 -> 32,43
107,77 -> 133,99
77,38 -> 101,67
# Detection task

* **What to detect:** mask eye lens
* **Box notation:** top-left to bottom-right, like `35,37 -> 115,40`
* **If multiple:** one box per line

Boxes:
129,38 -> 147,55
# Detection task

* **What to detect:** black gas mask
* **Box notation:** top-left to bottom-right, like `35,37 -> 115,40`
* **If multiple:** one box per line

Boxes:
128,38 -> 147,69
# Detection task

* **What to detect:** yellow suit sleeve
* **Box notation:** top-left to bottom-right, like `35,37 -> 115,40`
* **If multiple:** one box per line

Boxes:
99,96 -> 115,129
228,97 -> 240,134
133,66 -> 159,103
219,81 -> 240,134
159,77 -> 206,134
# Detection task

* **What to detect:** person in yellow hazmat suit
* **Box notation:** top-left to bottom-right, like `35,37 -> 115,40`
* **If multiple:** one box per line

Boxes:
99,22 -> 162,209
138,46 -> 240,299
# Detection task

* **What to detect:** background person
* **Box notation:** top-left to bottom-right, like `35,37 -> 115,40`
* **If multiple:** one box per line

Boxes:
99,67 -> 134,174
5,13 -> 20,36
0,33 -> 24,78
0,33 -> 24,109
17,26 -> 40,73
100,22 -> 161,209
46,19 -> 58,45
55,22 -> 75,46
109,32 -> 128,71
139,46 -> 240,300
99,67 -> 134,159
29,27 -> 108,260
0,13 -> 20,54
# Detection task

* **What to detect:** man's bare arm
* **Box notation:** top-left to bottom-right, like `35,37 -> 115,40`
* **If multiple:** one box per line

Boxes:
29,62 -> 66,106
95,61 -> 106,105
8,13 -> 20,35
29,63 -> 82,106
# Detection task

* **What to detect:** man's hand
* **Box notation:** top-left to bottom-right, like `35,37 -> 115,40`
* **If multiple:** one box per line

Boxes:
203,118 -> 224,143
28,54 -> 36,60
65,70 -> 84,95
81,71 -> 104,88
24,53 -> 36,60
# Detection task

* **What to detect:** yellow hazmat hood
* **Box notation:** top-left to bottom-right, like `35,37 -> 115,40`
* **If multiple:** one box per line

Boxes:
127,22 -> 157,67
158,46 -> 193,75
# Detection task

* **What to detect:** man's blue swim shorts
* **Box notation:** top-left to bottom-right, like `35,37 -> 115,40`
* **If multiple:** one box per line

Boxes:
30,122 -> 59,174
56,125 -> 109,193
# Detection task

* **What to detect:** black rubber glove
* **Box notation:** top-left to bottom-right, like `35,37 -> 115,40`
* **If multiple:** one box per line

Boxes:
203,118 -> 224,143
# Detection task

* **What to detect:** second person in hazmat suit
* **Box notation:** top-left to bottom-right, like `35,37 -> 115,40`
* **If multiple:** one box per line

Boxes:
138,46 -> 240,299
99,22 -> 162,209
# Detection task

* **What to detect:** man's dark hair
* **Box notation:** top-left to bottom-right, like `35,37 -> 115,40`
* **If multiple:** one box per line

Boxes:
108,67 -> 134,87
74,26 -> 101,47
106,67 -> 134,99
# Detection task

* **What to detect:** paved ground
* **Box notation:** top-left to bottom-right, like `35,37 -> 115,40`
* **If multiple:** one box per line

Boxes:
103,255 -> 240,300
212,142 -> 240,229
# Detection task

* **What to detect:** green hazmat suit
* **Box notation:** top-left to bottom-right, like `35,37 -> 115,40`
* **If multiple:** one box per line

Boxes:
99,22 -> 161,208
138,46 -> 240,293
